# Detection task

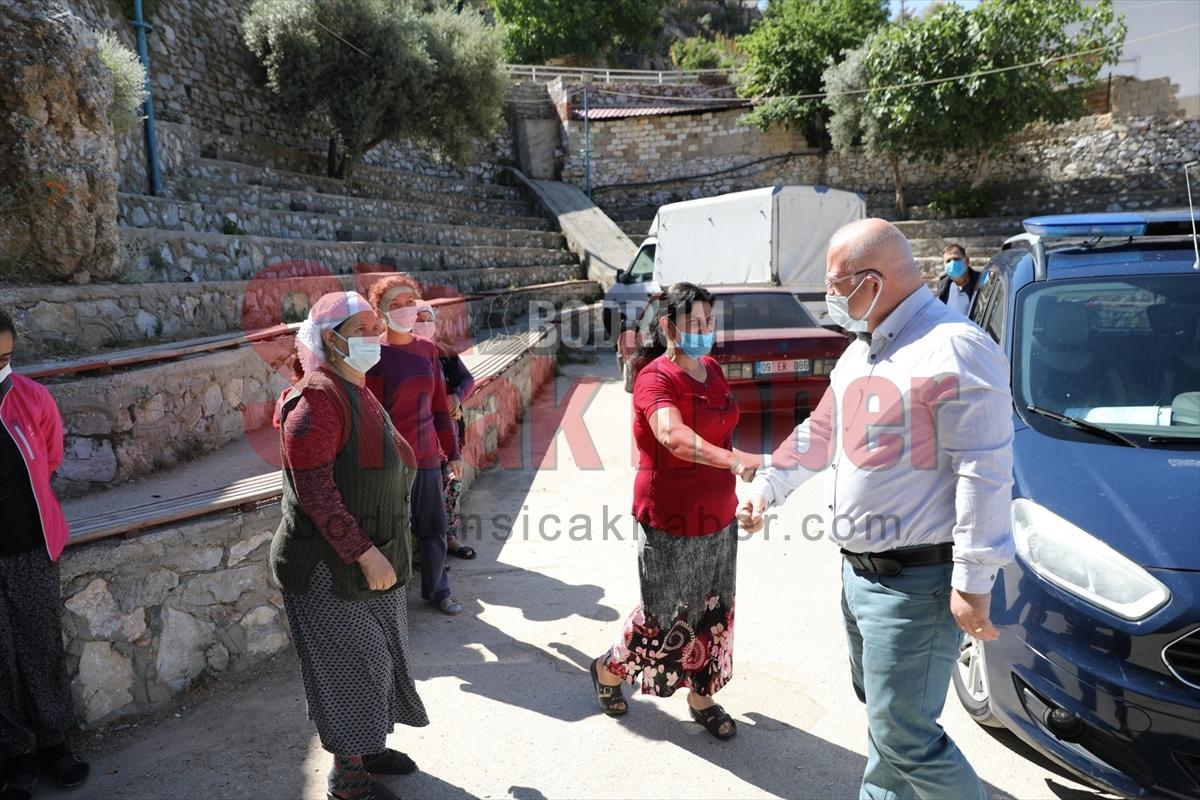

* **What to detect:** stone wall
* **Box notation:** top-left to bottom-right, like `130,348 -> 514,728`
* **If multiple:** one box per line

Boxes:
60,0 -> 515,192
57,306 -> 591,726
60,506 -> 286,724
48,345 -> 289,497
564,108 -> 1200,218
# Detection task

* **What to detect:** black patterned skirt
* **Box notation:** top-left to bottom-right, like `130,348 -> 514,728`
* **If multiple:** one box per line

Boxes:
604,520 -> 737,698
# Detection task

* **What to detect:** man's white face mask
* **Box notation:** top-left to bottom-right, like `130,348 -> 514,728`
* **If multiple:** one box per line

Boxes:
825,273 -> 882,333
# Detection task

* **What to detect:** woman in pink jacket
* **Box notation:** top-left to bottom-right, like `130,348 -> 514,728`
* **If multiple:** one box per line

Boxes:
0,309 -> 88,799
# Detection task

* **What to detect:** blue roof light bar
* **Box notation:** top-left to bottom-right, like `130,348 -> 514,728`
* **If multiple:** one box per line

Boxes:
1023,211 -> 1200,239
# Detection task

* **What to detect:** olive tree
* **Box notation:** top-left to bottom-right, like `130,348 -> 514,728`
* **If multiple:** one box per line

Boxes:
244,0 -> 506,179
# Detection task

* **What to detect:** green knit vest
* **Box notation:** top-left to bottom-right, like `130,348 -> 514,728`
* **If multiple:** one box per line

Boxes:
270,370 -> 413,601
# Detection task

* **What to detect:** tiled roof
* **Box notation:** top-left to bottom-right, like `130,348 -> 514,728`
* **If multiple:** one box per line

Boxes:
572,101 -> 752,121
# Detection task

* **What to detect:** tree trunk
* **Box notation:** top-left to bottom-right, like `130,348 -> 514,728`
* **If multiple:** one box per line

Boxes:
890,155 -> 907,220
970,148 -> 991,189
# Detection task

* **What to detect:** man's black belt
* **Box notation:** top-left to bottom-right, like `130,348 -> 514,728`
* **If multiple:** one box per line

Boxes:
840,542 -> 954,576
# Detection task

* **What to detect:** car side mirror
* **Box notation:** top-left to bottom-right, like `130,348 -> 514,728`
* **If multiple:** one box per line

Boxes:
615,269 -> 628,285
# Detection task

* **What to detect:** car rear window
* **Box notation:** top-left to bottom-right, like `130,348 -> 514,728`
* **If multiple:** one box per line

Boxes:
716,293 -> 817,330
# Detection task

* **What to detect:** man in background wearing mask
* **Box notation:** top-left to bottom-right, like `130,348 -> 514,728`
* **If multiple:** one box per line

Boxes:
737,220 -> 1014,800
936,243 -> 980,317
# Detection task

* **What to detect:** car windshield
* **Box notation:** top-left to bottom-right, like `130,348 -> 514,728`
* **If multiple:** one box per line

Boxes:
1013,274 -> 1200,441
714,293 -> 817,330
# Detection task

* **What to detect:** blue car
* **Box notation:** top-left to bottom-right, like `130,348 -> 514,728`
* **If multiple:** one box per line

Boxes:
949,212 -> 1200,799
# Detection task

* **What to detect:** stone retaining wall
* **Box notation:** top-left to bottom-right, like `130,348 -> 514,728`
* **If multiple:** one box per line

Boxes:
48,345 -> 288,496
61,0 -> 515,194
58,310 -> 584,726
565,109 -> 1199,218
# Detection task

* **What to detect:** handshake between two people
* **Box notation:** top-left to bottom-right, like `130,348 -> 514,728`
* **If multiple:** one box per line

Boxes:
732,492 -> 999,642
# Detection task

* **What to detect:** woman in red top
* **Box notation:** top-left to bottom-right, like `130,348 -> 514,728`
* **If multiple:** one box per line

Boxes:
589,283 -> 760,741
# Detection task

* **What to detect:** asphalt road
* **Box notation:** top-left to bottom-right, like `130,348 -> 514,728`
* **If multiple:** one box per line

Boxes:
49,358 -> 1114,800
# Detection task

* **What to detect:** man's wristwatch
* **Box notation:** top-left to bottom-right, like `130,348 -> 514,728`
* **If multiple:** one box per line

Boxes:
730,461 -> 746,477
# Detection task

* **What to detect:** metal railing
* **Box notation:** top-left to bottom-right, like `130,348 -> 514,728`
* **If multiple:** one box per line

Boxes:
505,64 -> 735,85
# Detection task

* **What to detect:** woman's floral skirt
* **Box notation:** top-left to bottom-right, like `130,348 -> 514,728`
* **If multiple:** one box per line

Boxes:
604,520 -> 737,698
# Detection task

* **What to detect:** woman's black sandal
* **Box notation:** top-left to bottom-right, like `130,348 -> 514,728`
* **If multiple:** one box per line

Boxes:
589,658 -> 628,716
690,703 -> 737,740
447,543 -> 476,560
362,748 -> 417,776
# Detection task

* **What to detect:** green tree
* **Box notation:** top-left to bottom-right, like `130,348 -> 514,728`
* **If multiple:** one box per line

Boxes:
244,0 -> 505,179
736,0 -> 888,145
493,0 -> 667,64
670,34 -> 738,71
824,0 -> 1125,216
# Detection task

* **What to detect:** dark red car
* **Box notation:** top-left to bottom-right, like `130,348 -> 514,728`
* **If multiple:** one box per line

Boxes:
617,286 -> 848,431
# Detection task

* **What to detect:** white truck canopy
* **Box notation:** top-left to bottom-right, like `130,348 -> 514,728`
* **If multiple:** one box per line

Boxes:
650,185 -> 865,292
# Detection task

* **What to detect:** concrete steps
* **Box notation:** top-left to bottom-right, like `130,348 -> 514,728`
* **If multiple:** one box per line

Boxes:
906,235 -> 1006,260
119,194 -> 566,251
195,147 -> 520,200
182,158 -> 530,216
2,269 -> 591,362
116,227 -> 578,284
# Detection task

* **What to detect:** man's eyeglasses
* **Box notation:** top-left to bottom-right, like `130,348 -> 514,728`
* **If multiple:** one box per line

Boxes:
824,270 -> 879,292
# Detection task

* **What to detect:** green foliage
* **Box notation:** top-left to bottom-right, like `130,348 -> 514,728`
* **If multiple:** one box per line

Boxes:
928,184 -> 996,218
408,6 -> 508,164
244,0 -> 505,177
493,0 -> 667,64
670,34 -> 738,71
95,31 -> 148,132
736,0 -> 887,144
220,219 -> 247,235
824,0 -> 1125,214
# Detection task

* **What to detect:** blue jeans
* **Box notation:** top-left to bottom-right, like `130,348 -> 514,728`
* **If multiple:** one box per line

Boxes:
841,560 -> 987,800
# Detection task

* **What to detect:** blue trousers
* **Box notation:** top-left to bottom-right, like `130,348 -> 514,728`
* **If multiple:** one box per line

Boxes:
411,467 -> 450,603
841,560 -> 987,800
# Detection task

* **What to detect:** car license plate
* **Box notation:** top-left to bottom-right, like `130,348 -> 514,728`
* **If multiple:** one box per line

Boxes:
756,359 -> 811,376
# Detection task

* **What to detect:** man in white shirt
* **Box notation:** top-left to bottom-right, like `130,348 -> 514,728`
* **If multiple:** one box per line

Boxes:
936,243 -> 980,317
738,219 -> 1014,800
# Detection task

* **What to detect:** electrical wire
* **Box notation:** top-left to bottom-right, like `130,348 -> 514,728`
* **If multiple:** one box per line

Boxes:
582,22 -> 1200,106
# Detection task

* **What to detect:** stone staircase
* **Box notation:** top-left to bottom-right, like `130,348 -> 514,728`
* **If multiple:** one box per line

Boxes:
3,133 -> 595,499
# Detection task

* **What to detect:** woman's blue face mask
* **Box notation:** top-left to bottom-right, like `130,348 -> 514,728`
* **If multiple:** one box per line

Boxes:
677,329 -> 715,358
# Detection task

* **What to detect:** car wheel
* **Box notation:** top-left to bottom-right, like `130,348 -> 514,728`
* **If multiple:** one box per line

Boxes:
621,356 -> 634,393
953,637 -> 1004,728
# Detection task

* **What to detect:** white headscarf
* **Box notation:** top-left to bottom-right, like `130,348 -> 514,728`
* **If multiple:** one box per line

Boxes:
295,291 -> 375,374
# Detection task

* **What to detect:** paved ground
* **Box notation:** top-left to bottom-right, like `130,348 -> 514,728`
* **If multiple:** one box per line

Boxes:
48,359 -> 1113,800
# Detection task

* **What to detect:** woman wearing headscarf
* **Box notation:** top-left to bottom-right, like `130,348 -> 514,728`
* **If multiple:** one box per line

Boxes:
365,278 -> 464,615
587,282 -> 760,741
412,301 -> 476,561
0,308 -> 88,800
272,292 -> 427,800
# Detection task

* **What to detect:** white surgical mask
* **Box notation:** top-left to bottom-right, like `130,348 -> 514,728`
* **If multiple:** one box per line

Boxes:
413,320 -> 436,339
825,276 -> 882,333
387,306 -> 419,333
333,331 -> 382,373
0,364 -> 11,384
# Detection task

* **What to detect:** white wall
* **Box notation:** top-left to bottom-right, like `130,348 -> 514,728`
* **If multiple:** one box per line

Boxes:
1098,0 -> 1200,116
